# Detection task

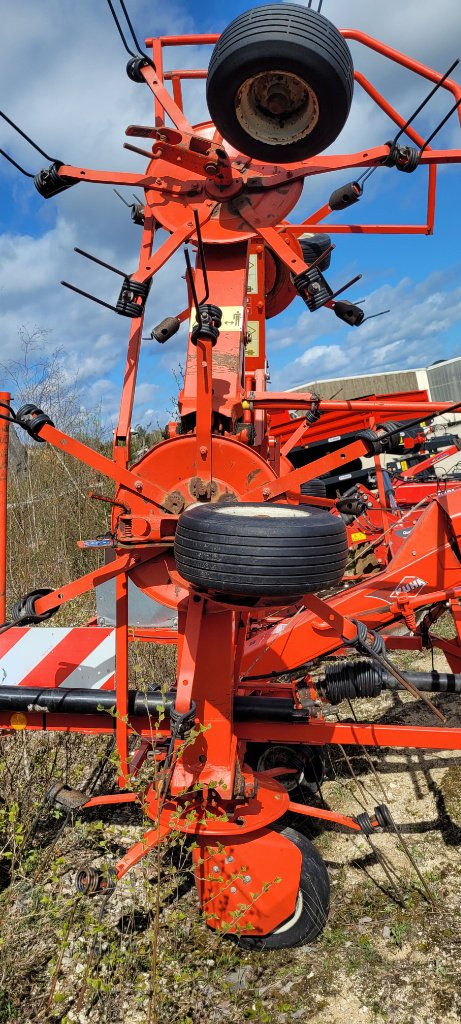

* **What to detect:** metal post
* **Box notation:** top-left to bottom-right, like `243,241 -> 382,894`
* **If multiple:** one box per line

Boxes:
115,569 -> 129,787
0,391 -> 10,623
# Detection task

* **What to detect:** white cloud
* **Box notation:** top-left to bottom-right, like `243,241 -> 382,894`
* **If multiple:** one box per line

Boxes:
272,268 -> 461,389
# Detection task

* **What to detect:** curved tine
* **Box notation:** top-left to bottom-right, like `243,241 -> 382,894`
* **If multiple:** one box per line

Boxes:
0,109 -> 55,162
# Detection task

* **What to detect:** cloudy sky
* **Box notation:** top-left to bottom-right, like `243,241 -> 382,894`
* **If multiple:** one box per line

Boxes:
1,0 -> 460,428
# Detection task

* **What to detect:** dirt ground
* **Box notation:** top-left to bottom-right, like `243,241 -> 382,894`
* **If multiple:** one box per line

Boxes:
1,646 -> 461,1024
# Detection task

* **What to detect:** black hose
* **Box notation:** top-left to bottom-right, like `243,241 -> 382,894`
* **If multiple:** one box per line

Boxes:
0,686 -> 307,722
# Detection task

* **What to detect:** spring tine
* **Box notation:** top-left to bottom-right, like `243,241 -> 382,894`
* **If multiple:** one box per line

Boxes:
184,247 -> 202,333
329,273 -> 362,303
105,0 -> 137,58
193,209 -> 210,305
365,835 -> 406,902
73,246 -> 127,277
345,701 -> 390,803
383,807 -> 435,903
118,0 -> 148,58
61,280 -> 119,314
393,58 -> 459,145
362,308 -> 390,324
0,109 -> 56,162
0,147 -> 34,177
326,743 -> 404,903
113,187 -> 132,208
420,95 -> 461,154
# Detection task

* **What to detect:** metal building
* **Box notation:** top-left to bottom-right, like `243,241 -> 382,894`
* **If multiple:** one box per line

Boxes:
291,355 -> 461,403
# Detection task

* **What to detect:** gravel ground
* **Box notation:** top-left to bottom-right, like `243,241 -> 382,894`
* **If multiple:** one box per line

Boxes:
1,647 -> 461,1023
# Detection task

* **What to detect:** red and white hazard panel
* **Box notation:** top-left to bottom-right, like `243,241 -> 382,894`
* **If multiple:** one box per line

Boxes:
0,627 -> 115,689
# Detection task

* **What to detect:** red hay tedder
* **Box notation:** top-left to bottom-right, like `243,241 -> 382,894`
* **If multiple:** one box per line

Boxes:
2,0 -> 461,948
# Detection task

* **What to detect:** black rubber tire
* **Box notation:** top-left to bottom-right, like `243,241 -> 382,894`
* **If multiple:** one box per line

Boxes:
245,743 -> 325,796
300,233 -> 332,271
300,477 -> 327,498
174,502 -> 348,597
206,4 -> 354,163
236,826 -> 330,949
265,251 -> 297,320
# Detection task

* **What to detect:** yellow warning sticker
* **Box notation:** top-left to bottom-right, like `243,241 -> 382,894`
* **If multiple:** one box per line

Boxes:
247,253 -> 258,294
189,306 -> 244,334
400,460 -> 408,471
246,321 -> 260,358
351,531 -> 367,543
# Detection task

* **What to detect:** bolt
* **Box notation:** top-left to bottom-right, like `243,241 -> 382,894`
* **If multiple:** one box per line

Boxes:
205,162 -> 218,174
225,855 -> 234,864
412,550 -> 417,556
242,874 -> 252,884
135,480 -> 143,491
262,487 -> 271,498
199,445 -> 208,457
212,865 -> 220,874
230,886 -> 237,894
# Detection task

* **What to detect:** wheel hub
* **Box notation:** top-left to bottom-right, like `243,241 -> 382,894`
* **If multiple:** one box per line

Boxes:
235,70 -> 319,146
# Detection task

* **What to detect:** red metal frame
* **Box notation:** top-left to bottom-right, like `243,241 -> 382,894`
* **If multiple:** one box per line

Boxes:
2,18 -> 461,939
0,392 -> 9,623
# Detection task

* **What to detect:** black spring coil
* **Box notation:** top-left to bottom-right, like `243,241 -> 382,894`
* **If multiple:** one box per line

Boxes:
369,630 -> 385,656
355,811 -> 373,835
116,277 -> 151,318
383,140 -> 420,173
11,588 -> 57,626
34,162 -> 76,198
191,304 -> 222,345
292,267 -> 331,312
169,700 -> 197,738
374,803 -> 393,828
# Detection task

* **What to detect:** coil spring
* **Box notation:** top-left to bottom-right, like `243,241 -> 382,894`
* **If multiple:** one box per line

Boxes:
15,403 -> 54,441
34,162 -> 76,198
116,277 -> 151,318
374,803 -> 393,828
76,865 -> 117,895
355,811 -> 373,835
11,588 -> 57,626
292,266 -> 331,312
383,141 -> 420,173
369,630 -> 385,656
170,700 -> 197,737
191,304 -> 222,345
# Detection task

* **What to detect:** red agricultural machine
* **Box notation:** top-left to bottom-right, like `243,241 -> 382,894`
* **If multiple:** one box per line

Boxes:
2,0 -> 461,948
272,399 -> 461,578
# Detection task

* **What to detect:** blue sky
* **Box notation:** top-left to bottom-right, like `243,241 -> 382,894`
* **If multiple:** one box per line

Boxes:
1,0 -> 461,429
